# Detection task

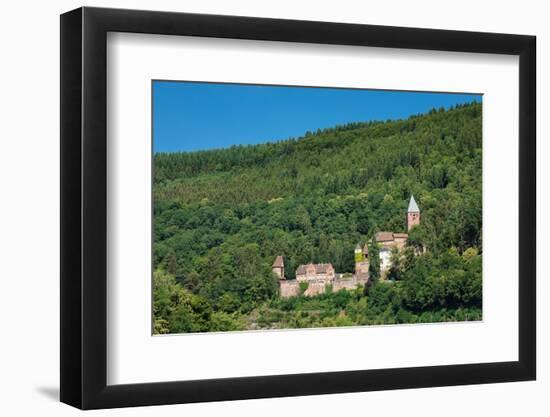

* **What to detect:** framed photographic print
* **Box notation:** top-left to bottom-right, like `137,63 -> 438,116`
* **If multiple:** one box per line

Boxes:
60,6 -> 536,409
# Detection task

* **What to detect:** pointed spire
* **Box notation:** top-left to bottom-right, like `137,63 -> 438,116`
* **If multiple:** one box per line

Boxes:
408,195 -> 420,213
272,256 -> 284,268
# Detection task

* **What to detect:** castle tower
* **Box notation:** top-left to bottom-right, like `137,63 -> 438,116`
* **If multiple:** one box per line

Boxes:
407,195 -> 420,231
354,244 -> 363,262
362,244 -> 369,260
272,256 -> 285,280
355,243 -> 370,281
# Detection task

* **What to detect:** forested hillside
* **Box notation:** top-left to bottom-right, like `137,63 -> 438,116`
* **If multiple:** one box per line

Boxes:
153,102 -> 482,334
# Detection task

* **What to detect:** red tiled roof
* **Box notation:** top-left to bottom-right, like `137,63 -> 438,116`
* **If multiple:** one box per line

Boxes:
375,231 -> 395,242
296,263 -> 333,275
272,256 -> 284,268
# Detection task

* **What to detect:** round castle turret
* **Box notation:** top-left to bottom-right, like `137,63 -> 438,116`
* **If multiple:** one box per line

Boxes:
272,256 -> 285,280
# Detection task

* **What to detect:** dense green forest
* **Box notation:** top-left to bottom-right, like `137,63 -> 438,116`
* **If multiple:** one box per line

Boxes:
153,102 -> 482,334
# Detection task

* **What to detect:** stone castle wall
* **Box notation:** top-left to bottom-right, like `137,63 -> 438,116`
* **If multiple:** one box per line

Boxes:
279,280 -> 300,298
332,275 -> 368,292
304,280 -> 327,297
296,272 -> 334,282
279,275 -> 369,298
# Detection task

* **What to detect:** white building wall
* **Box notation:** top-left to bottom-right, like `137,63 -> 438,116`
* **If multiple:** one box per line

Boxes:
379,248 -> 391,271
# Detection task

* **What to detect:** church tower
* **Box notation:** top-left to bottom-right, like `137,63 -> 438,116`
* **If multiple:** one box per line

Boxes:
407,195 -> 420,231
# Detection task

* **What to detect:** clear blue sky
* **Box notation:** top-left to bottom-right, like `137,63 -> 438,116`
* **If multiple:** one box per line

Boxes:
153,81 -> 481,153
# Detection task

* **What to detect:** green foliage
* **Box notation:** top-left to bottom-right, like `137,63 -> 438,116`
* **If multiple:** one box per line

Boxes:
153,269 -> 247,333
368,241 -> 381,282
387,247 -> 401,281
153,102 -> 482,332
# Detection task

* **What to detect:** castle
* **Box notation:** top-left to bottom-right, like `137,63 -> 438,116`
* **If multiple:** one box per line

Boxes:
275,259 -> 369,298
275,195 -> 420,298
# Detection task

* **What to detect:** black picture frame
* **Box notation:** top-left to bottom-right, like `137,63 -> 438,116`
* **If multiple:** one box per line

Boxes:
60,6 -> 536,410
